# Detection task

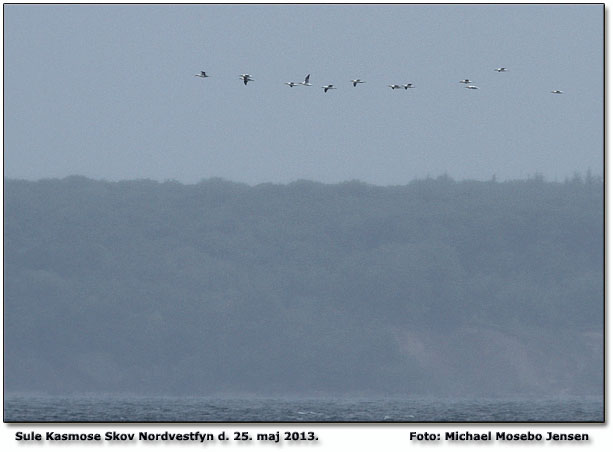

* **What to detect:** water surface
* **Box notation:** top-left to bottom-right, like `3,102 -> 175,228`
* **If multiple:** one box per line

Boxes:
4,395 -> 604,423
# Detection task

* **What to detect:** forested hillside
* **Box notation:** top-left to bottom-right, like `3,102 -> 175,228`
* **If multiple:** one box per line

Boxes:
4,175 -> 603,397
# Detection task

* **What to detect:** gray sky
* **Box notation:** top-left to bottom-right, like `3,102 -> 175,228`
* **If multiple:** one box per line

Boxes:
4,4 -> 603,185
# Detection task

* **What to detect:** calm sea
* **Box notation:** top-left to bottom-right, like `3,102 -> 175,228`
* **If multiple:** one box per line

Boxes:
3,395 -> 603,423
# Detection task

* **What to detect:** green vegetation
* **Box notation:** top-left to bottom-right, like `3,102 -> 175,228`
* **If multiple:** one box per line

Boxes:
4,175 -> 603,396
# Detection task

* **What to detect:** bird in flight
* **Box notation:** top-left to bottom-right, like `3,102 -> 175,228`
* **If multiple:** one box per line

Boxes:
194,71 -> 209,78
403,83 -> 415,89
494,67 -> 508,72
300,74 -> 312,86
388,84 -> 402,90
351,79 -> 365,87
551,90 -> 564,94
322,85 -> 336,93
239,74 -> 254,85
459,79 -> 472,84
465,85 -> 480,89
285,81 -> 298,87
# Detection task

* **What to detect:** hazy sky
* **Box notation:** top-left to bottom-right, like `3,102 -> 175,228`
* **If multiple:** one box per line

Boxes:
4,4 -> 603,185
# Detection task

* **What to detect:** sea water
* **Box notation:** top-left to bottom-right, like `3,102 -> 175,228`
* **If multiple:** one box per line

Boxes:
3,395 -> 603,422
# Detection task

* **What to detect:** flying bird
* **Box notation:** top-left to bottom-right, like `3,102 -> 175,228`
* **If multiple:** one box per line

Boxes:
494,67 -> 508,72
239,74 -> 254,85
465,85 -> 480,89
300,74 -> 312,86
194,71 -> 209,78
459,79 -> 472,84
351,79 -> 365,87
322,84 -> 336,93
388,84 -> 402,90
403,83 -> 415,89
285,82 -> 298,87
551,90 -> 564,94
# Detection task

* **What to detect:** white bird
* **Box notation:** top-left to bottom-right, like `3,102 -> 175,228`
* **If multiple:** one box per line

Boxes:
465,85 -> 479,89
285,82 -> 298,87
351,79 -> 365,87
300,74 -> 312,86
551,90 -> 564,94
459,79 -> 472,84
239,74 -> 254,85
322,84 -> 336,93
194,71 -> 209,78
403,83 -> 415,89
388,84 -> 402,90
494,67 -> 508,72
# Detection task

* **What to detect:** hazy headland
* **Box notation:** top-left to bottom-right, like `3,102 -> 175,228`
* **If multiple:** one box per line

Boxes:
4,175 -> 603,398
